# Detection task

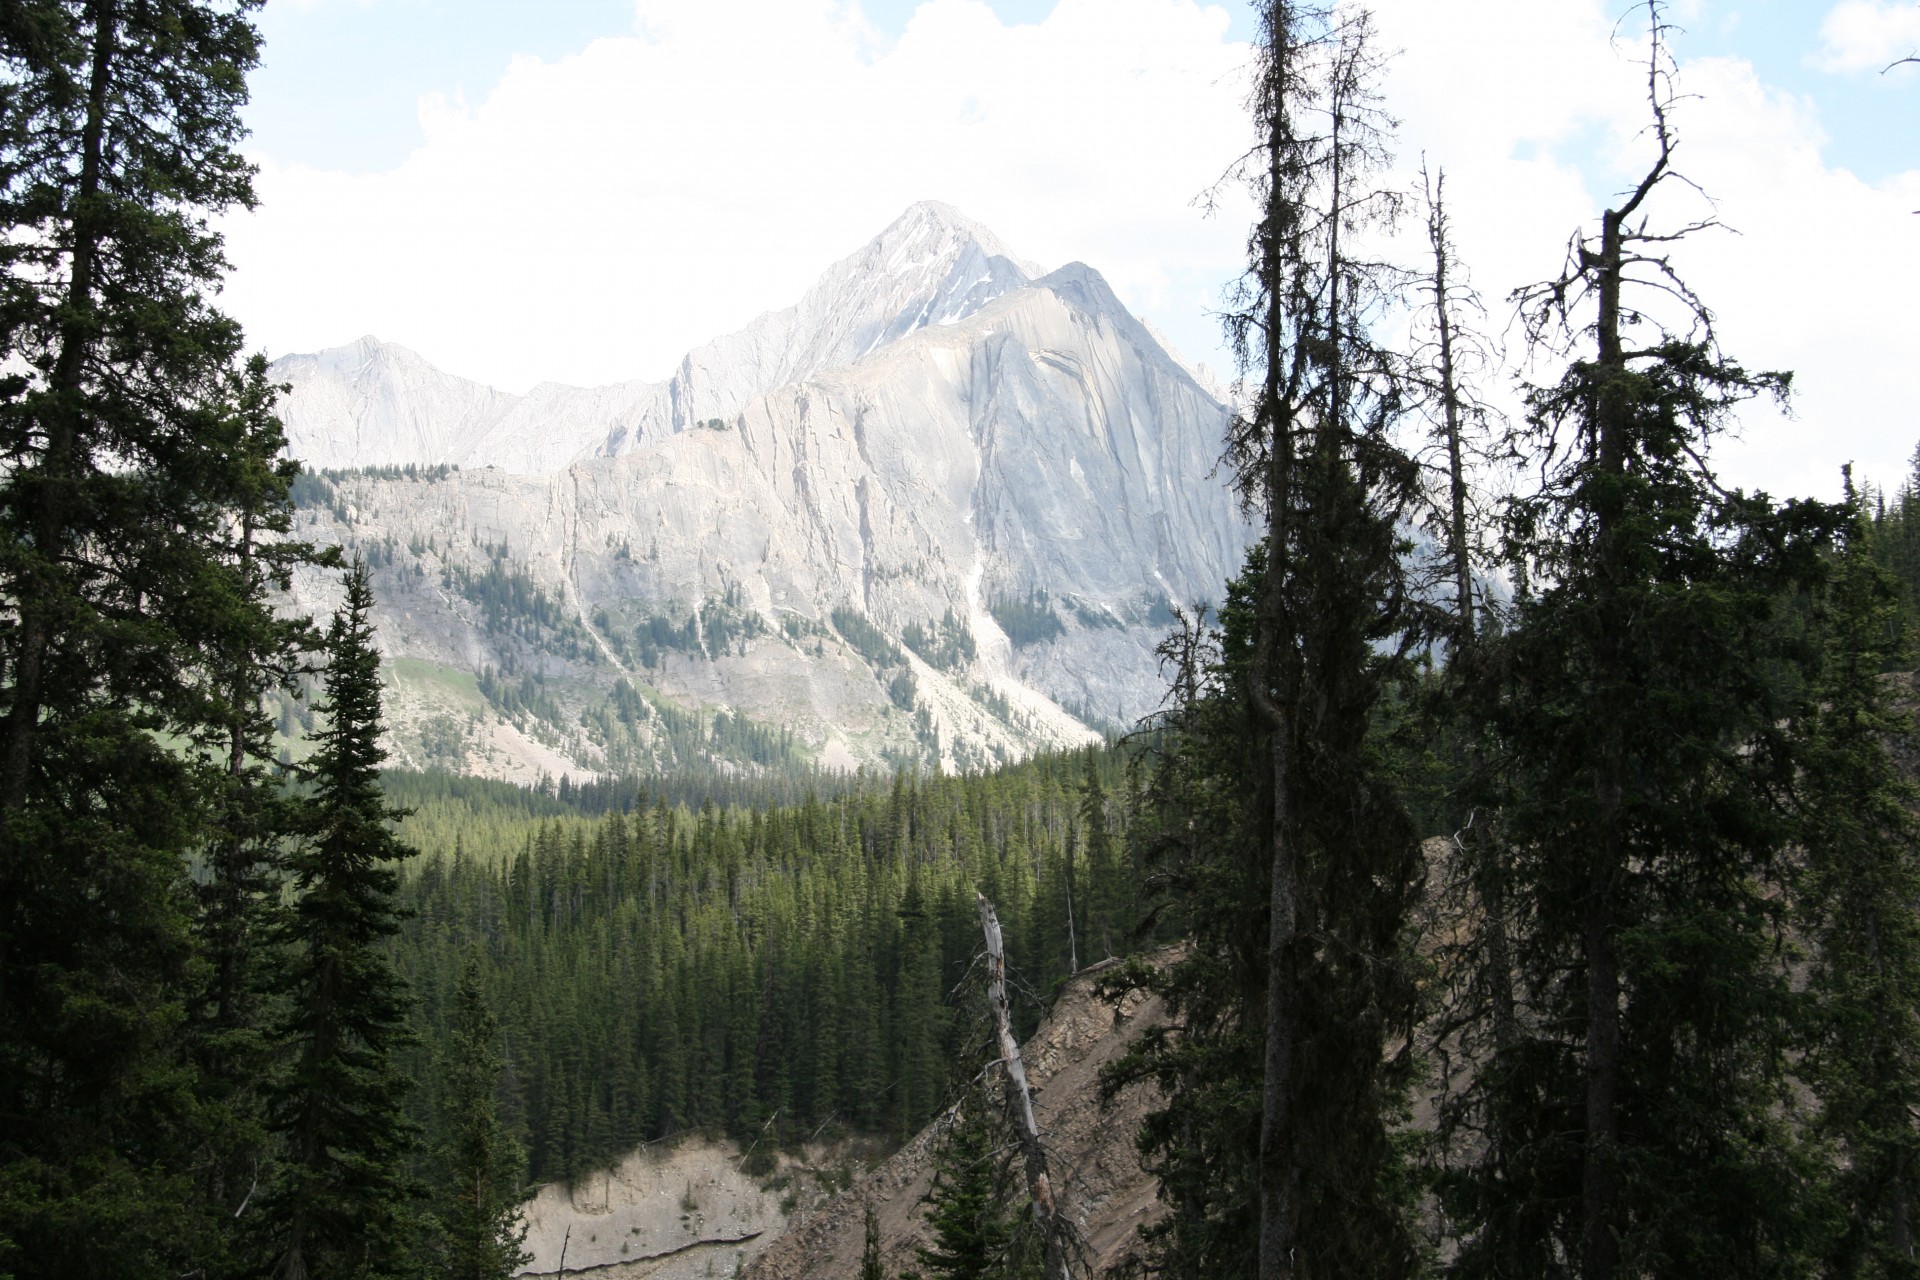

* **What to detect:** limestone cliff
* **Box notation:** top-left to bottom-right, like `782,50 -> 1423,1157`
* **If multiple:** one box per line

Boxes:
273,205 -> 1252,778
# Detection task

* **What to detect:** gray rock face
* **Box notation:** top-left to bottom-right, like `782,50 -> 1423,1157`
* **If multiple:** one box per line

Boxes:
277,202 -> 1041,475
276,205 -> 1252,779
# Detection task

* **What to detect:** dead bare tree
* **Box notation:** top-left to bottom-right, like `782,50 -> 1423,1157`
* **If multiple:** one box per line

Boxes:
976,891 -> 1072,1280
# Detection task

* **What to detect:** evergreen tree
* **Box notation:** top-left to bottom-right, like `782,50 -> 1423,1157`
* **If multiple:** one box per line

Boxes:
193,354 -> 331,1275
862,1201 -> 888,1280
0,2 -> 298,1273
1867,443 -> 1920,639
914,1084 -> 1040,1280
1796,474 -> 1920,1277
266,562 -> 424,1280
436,955 -> 530,1280
1113,4 -> 1427,1277
1076,749 -> 1122,963
1443,15 -> 1839,1276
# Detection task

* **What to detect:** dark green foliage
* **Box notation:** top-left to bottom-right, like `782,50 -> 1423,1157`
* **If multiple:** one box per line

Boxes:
696,594 -> 767,656
265,564 -> 425,1279
191,355 -> 335,1277
446,560 -> 595,661
1795,482 -> 1920,1277
1440,44 -> 1840,1274
631,608 -> 700,665
435,956 -> 530,1280
1111,5 -> 1428,1277
291,470 -> 339,511
987,593 -> 1064,649
577,677 -> 806,774
903,611 -> 978,671
833,606 -> 907,668
328,463 -> 461,485
862,1201 -> 888,1280
1110,555 -> 1424,1280
913,1082 -> 1041,1280
1075,747 -> 1129,964
388,747 -> 1156,1187
610,595 -> 766,670
475,666 -> 565,724
0,2 -> 303,1273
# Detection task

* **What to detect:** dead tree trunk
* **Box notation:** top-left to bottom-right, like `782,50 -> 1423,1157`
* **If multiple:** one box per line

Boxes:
976,890 -> 1071,1280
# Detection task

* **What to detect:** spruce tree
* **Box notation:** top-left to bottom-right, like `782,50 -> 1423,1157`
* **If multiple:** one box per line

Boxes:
436,955 -> 530,1280
266,562 -> 424,1280
1443,13 -> 1839,1276
193,355 -> 331,1275
1113,4 -> 1427,1277
0,2 -> 297,1273
914,1085 -> 1039,1280
862,1201 -> 888,1280
1795,474 -> 1920,1276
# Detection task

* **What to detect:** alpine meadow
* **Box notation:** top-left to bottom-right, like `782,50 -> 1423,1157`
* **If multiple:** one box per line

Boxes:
3,2 -> 1919,1280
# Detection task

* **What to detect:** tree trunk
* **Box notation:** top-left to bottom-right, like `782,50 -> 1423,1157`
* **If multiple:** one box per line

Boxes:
1892,1154 -> 1913,1263
1581,204 -> 1630,1280
1,0 -> 117,818
1257,716 -> 1299,1280
976,891 -> 1070,1280
1423,174 -> 1513,1051
1427,174 -> 1475,646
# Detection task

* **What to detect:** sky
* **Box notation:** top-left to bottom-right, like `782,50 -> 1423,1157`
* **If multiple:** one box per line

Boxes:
221,0 -> 1920,499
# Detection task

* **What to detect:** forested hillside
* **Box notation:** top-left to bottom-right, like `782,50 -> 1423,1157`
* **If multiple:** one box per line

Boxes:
385,748 -> 1154,1187
5,3 -> 1919,1280
1868,459 -> 1920,640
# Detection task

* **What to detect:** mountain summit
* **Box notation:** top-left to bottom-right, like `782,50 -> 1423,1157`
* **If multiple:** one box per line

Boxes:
275,201 -> 1049,474
276,204 -> 1250,778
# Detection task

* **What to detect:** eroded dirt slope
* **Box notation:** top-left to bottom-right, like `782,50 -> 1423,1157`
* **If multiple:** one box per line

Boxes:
743,952 -> 1175,1280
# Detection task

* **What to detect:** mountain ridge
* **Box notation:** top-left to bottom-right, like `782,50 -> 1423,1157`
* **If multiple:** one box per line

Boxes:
275,200 -> 1053,474
275,203 -> 1251,780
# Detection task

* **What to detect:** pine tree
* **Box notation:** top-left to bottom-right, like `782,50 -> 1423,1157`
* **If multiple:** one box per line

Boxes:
861,1201 -> 888,1280
266,562 -> 425,1280
437,955 -> 531,1280
1444,13 -> 1839,1276
914,1085 -> 1039,1280
0,2 -> 296,1273
193,355 -> 332,1272
1113,4 -> 1427,1277
1796,474 -> 1920,1276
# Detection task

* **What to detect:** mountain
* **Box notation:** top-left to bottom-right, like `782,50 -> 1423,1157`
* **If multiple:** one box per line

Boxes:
276,202 -> 1041,474
273,204 -> 1251,780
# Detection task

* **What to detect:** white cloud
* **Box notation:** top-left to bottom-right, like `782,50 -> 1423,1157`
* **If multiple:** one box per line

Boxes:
220,0 -> 1253,393
220,0 -> 1920,499
1365,0 -> 1920,498
1814,0 -> 1920,74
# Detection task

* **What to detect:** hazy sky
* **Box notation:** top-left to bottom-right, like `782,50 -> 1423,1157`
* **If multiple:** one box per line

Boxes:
221,0 -> 1919,498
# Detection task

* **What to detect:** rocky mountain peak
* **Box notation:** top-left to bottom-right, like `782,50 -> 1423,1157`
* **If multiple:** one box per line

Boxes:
272,205 -> 1251,780
273,202 -> 1058,474
270,335 -> 510,471
628,201 -> 1040,449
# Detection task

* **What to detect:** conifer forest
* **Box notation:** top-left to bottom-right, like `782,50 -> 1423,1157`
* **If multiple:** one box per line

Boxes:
2,2 -> 1917,1279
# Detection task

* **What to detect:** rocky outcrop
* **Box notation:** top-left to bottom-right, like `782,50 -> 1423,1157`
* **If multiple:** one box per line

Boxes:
273,204 -> 1252,777
742,955 -> 1173,1280
276,202 -> 1042,475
